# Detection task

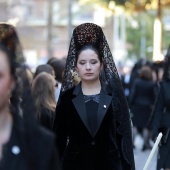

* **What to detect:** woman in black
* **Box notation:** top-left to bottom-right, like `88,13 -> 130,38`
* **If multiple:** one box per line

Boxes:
0,23 -> 61,170
32,72 -> 56,131
54,23 -> 135,170
152,46 -> 170,170
129,65 -> 156,150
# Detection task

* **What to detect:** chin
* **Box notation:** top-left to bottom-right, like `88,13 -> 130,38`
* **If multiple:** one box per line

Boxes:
82,77 -> 99,82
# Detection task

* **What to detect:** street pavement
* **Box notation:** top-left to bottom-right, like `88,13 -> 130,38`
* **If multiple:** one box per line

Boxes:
134,148 -> 157,170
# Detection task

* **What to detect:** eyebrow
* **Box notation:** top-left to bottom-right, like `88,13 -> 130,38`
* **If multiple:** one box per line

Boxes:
79,59 -> 98,61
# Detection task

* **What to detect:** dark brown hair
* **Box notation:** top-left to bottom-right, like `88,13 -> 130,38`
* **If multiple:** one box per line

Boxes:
76,45 -> 102,64
139,65 -> 152,80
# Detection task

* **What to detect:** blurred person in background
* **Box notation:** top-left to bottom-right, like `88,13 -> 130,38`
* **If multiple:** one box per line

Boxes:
47,57 -> 57,65
34,64 -> 55,79
120,64 -> 132,105
16,64 -> 33,116
31,72 -> 57,131
129,65 -> 156,151
48,58 -> 66,101
54,23 -> 135,170
0,23 -> 61,170
152,46 -> 170,170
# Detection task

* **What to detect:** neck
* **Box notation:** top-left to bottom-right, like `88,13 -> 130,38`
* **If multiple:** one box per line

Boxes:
81,79 -> 101,95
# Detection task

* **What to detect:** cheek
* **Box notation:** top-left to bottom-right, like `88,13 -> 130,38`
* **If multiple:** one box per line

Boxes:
76,65 -> 83,73
0,76 -> 12,96
94,64 -> 102,72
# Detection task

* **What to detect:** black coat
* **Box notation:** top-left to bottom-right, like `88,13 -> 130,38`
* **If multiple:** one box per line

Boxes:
0,114 -> 61,170
39,107 -> 55,131
152,80 -> 170,170
129,78 -> 156,128
54,83 -> 134,170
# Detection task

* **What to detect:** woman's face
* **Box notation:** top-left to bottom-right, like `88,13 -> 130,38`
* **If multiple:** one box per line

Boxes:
0,50 -> 14,111
76,49 -> 102,82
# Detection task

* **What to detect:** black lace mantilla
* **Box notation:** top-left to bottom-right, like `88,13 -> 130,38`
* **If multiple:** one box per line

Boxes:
61,23 -> 135,169
0,23 -> 25,65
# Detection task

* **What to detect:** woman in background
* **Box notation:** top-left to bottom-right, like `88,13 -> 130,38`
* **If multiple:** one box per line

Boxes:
129,65 -> 156,150
49,58 -> 66,101
152,46 -> 170,170
32,72 -> 57,131
0,23 -> 61,170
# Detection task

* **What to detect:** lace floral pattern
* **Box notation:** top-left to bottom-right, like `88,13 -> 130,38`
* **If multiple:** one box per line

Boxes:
0,23 -> 24,65
61,23 -> 135,169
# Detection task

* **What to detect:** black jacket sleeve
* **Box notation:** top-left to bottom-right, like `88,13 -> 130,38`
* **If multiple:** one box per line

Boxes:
53,94 -> 68,159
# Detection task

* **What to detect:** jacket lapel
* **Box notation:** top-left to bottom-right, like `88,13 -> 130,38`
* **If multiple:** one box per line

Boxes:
94,88 -> 112,136
72,84 -> 93,136
72,83 -> 112,137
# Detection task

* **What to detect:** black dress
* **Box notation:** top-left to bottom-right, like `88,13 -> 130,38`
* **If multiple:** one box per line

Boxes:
129,78 -> 156,128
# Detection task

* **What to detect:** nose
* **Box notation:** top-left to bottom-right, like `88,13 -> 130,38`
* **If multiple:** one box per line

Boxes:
86,62 -> 91,70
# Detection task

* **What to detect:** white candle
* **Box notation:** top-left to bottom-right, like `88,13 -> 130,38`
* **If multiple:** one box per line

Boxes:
143,132 -> 163,170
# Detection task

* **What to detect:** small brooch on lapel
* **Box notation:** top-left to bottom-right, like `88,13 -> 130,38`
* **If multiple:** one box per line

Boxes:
11,146 -> 20,155
103,105 -> 107,109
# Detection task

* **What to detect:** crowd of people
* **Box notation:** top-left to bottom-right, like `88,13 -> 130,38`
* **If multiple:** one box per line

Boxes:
120,49 -> 170,170
0,22 -> 170,170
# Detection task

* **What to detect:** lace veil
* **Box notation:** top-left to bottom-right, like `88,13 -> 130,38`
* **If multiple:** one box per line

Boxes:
61,23 -> 135,169
0,23 -> 25,65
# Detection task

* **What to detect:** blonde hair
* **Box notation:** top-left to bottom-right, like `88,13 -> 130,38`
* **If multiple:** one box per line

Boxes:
31,72 -> 56,117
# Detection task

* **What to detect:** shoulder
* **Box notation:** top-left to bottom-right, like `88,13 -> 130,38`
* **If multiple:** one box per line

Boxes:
40,107 -> 55,115
59,86 -> 75,100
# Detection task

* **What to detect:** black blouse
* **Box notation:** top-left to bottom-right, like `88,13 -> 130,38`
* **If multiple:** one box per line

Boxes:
84,94 -> 100,136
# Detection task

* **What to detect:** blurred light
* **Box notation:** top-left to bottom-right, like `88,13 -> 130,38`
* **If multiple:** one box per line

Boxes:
108,1 -> 116,10
151,0 -> 158,9
115,6 -> 124,14
105,10 -> 113,17
145,4 -> 151,10
153,18 -> 163,61
7,17 -> 20,26
93,6 -> 105,26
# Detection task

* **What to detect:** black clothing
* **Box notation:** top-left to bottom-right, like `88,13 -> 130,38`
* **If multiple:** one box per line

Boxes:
152,80 -> 170,170
129,78 -> 156,128
0,125 -> 28,170
54,83 -> 134,170
0,113 -> 61,170
84,94 -> 99,136
60,23 -> 135,170
39,107 -> 55,131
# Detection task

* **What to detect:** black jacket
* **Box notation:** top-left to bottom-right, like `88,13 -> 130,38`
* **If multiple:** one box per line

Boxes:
54,83 -> 134,170
129,78 -> 156,107
152,80 -> 170,170
39,107 -> 55,131
0,112 -> 61,170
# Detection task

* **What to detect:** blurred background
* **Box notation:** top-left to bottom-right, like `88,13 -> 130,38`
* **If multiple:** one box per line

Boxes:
0,0 -> 170,70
